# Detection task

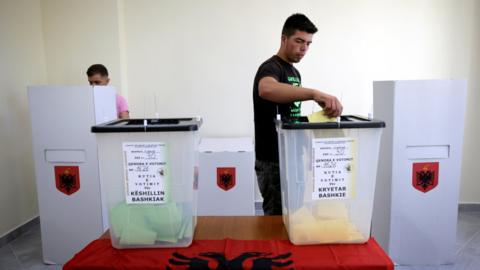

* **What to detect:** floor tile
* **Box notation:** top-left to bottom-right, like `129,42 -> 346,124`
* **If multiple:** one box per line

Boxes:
0,244 -> 22,270
456,211 -> 480,255
25,265 -> 63,270
395,265 -> 454,270
9,226 -> 44,269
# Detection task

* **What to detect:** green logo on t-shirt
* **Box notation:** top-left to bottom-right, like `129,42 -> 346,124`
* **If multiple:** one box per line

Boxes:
288,76 -> 300,84
288,77 -> 301,119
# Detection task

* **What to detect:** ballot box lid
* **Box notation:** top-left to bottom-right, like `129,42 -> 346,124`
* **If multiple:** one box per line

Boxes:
92,118 -> 202,132
276,115 -> 385,130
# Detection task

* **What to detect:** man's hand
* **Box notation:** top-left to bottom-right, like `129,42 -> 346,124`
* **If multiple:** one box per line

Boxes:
312,91 -> 342,117
259,77 -> 343,117
119,111 -> 130,119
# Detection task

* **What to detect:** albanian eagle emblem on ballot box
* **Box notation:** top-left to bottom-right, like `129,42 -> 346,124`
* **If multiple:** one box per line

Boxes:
412,162 -> 439,193
217,167 -> 236,191
54,166 -> 80,195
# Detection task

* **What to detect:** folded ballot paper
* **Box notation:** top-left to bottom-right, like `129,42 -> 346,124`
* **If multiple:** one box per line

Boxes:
288,202 -> 365,244
308,110 -> 346,138
307,110 -> 337,123
109,202 -> 192,246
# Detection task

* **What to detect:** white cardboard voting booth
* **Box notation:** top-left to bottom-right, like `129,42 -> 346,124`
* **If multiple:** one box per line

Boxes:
371,80 -> 467,265
197,137 -> 255,216
28,85 -> 117,264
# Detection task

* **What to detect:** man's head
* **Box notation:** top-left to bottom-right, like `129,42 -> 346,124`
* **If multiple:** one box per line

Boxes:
279,13 -> 318,63
86,64 -> 110,86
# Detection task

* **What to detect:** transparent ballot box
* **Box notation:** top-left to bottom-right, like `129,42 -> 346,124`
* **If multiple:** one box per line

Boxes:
92,118 -> 201,249
276,116 -> 385,245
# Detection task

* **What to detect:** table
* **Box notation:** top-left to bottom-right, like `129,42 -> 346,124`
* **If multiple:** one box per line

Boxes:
194,216 -> 288,239
66,216 -> 393,270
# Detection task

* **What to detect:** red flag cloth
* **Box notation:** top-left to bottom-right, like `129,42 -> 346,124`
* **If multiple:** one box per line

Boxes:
63,238 -> 393,270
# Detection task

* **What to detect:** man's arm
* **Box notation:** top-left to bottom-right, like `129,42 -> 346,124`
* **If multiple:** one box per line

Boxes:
258,76 -> 343,117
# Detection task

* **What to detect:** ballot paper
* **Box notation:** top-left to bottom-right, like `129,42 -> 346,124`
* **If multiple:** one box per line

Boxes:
109,202 -> 192,246
289,203 -> 365,244
307,110 -> 337,123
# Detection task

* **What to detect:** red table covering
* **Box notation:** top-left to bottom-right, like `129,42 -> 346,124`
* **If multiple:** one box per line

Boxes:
63,238 -> 393,270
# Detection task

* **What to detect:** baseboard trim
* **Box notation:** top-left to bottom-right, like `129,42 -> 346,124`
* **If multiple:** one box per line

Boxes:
255,201 -> 264,216
255,202 -> 480,215
458,203 -> 480,212
0,216 -> 40,248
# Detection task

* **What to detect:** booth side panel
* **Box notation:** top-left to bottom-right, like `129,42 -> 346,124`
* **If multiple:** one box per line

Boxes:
92,86 -> 117,231
372,81 -> 395,253
383,80 -> 467,265
27,86 -> 107,264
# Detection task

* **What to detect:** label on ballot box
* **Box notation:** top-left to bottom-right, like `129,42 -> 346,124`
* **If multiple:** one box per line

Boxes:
123,142 -> 169,204
312,137 -> 357,200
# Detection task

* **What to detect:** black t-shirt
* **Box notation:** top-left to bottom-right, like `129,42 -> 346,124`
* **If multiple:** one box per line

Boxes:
253,55 -> 302,162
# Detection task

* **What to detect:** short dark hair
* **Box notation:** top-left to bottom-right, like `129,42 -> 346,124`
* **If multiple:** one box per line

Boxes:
86,64 -> 109,77
282,13 -> 318,37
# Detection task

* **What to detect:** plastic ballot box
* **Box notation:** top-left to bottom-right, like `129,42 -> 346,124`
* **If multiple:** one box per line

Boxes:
372,80 -> 467,265
92,118 -> 201,249
28,85 -> 117,264
197,137 -> 255,216
276,116 -> 385,245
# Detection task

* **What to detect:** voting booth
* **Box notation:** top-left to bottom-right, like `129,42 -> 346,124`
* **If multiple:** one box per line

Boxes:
276,116 -> 385,245
372,80 -> 467,265
92,118 -> 201,249
197,137 -> 255,216
28,86 -> 117,264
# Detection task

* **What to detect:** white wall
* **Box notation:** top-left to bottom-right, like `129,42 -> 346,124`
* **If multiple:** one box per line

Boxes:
0,0 -> 47,236
1,0 -> 479,237
122,0 -> 275,135
41,0 -> 124,91
301,0 -> 472,114
460,0 -> 480,203
122,0 -> 474,136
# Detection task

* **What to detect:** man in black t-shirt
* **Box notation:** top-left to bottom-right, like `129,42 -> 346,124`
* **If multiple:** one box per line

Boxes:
253,13 -> 343,215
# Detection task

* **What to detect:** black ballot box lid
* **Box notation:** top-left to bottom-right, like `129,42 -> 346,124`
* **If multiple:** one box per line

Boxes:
92,118 -> 202,133
276,115 -> 385,130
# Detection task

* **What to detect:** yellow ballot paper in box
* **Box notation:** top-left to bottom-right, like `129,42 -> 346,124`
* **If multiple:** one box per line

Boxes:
289,203 -> 365,244
308,110 -> 337,123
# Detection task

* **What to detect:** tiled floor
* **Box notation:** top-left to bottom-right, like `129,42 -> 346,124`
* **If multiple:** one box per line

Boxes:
1,210 -> 479,270
0,226 -> 61,270
393,209 -> 480,270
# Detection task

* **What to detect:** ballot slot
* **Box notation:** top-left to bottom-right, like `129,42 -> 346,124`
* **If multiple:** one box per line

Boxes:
405,145 -> 450,160
44,149 -> 86,163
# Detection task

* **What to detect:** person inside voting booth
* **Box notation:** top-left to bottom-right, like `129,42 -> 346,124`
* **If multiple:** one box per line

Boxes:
86,64 -> 130,119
